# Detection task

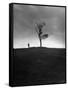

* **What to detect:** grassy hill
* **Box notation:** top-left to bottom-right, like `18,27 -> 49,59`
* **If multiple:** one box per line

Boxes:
12,47 -> 66,86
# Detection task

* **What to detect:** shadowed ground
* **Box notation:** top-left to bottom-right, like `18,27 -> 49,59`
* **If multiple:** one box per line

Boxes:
12,47 -> 66,86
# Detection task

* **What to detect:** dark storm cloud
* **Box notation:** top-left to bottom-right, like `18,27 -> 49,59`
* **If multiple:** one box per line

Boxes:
13,4 -> 65,48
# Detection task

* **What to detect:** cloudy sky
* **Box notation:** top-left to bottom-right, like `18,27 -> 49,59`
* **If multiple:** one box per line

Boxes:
13,4 -> 65,48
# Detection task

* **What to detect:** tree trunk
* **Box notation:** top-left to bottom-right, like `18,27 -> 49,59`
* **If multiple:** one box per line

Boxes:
40,38 -> 42,47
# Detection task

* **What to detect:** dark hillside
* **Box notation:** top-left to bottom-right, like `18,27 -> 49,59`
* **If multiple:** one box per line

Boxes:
13,47 -> 66,86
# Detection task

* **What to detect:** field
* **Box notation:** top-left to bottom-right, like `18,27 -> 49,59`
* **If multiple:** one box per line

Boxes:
12,47 -> 66,86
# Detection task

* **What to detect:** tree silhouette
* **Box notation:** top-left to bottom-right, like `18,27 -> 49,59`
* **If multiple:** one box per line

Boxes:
35,22 -> 48,47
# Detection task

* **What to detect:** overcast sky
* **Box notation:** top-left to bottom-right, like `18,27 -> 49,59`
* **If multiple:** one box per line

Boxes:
13,4 -> 65,48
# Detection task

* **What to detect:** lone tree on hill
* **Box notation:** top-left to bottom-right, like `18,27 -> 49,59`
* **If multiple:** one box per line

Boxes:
35,22 -> 48,47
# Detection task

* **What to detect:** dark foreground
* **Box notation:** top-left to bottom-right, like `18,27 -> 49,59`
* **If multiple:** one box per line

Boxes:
11,47 -> 66,86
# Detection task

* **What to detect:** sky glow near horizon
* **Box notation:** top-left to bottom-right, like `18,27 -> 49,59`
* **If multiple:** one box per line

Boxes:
13,4 -> 65,48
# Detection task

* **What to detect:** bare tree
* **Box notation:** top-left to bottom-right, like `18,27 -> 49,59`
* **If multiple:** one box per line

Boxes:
35,22 -> 48,47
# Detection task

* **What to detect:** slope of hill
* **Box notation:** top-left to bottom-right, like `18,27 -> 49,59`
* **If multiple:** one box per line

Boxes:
12,47 -> 66,86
